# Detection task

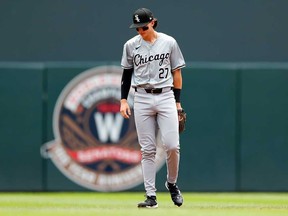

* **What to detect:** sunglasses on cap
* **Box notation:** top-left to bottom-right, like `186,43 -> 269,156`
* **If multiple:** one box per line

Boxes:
136,26 -> 149,31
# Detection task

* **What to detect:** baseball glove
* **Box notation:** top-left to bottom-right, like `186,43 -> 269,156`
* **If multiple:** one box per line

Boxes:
178,109 -> 187,133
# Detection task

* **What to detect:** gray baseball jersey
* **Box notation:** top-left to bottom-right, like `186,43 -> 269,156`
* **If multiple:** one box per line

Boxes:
121,32 -> 185,88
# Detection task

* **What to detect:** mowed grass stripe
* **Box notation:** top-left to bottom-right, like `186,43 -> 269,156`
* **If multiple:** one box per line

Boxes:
0,192 -> 287,216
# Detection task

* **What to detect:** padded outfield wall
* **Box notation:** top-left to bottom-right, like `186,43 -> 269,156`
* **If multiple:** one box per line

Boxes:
0,62 -> 287,192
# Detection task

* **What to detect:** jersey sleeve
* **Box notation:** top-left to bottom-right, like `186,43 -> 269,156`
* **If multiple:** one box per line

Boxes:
121,42 -> 134,69
170,39 -> 185,71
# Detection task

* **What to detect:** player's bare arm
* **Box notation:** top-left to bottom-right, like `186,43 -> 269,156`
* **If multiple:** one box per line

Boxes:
172,68 -> 183,110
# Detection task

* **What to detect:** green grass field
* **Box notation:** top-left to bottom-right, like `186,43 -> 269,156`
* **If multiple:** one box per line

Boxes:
0,192 -> 288,216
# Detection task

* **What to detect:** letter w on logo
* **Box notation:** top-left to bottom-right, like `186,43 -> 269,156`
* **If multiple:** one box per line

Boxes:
94,113 -> 124,143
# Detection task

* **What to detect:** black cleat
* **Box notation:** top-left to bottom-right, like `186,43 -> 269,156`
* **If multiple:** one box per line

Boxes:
137,196 -> 158,208
165,181 -> 183,207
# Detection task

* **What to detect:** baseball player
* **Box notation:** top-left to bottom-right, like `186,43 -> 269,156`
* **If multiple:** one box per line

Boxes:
120,8 -> 185,208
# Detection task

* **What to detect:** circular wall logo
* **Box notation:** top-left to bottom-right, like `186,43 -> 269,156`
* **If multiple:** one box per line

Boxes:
41,65 -> 166,191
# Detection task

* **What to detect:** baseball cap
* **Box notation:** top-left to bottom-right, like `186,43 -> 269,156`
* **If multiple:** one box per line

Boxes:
129,8 -> 154,28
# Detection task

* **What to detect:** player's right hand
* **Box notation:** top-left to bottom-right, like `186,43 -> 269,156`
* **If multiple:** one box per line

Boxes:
120,99 -> 131,119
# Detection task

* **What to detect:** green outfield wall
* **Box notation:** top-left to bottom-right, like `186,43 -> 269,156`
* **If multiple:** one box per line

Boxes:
0,62 -> 287,192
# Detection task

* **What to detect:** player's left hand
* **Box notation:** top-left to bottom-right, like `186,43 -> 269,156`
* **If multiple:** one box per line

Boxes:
176,102 -> 182,110
178,108 -> 187,133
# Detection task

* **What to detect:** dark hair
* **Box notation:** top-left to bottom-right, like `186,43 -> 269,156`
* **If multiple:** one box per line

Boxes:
153,19 -> 158,29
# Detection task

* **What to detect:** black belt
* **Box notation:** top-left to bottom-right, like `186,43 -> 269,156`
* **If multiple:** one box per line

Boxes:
135,87 -> 173,94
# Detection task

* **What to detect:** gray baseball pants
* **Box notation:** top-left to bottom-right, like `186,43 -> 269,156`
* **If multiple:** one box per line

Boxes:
133,88 -> 180,197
